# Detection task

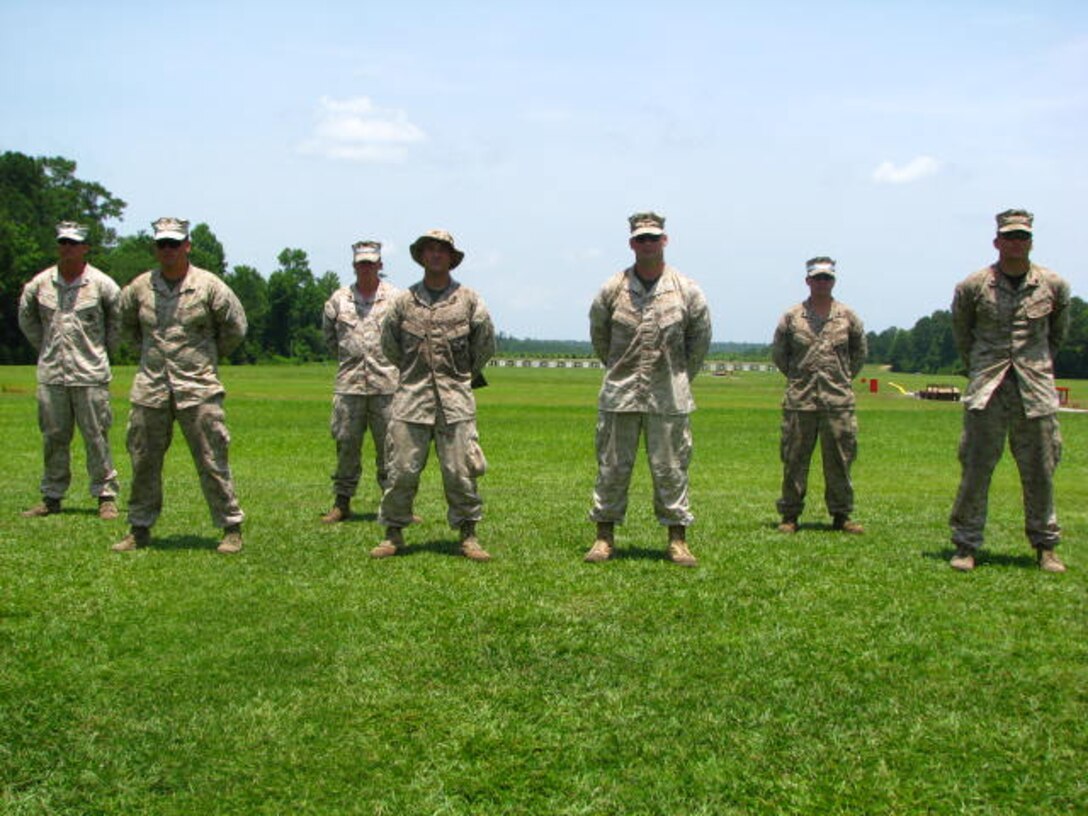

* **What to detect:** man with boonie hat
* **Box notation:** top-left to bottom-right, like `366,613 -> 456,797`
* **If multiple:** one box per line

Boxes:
372,229 -> 496,561
319,240 -> 401,523
18,221 -> 122,519
584,211 -> 712,567
112,217 -> 249,554
772,256 -> 867,535
948,209 -> 1071,573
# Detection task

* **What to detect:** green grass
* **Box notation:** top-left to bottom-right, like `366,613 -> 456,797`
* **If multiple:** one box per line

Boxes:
1,364 -> 1085,815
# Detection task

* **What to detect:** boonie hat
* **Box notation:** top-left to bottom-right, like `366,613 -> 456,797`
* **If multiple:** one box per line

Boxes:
152,217 -> 190,241
409,229 -> 464,269
353,240 -> 382,263
805,256 -> 836,278
56,221 -> 89,243
996,208 -> 1033,234
628,211 -> 665,237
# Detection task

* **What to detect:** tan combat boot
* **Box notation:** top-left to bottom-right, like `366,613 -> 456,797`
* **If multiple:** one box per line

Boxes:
833,514 -> 864,534
666,525 -> 697,567
112,525 -> 151,552
370,526 -> 404,559
777,517 -> 799,534
321,495 -> 352,524
950,545 -> 975,572
1036,547 -> 1067,574
584,522 -> 615,563
217,524 -> 244,554
459,521 -> 491,562
21,497 -> 61,517
98,497 -> 119,520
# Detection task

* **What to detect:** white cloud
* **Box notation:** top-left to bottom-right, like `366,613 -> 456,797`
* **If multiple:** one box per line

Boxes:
298,96 -> 426,163
872,156 -> 940,184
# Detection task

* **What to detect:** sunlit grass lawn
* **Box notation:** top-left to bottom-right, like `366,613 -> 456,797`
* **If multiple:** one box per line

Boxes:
1,363 -> 1085,815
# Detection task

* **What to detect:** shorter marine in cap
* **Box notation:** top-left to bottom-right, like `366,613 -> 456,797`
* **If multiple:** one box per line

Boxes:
996,208 -> 1033,234
628,211 -> 666,238
409,229 -> 464,269
805,256 -> 836,279
56,221 -> 89,243
353,240 -> 382,264
18,217 -> 121,520
152,217 -> 190,241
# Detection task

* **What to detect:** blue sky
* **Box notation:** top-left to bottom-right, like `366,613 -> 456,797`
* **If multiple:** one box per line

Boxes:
2,0 -> 1085,341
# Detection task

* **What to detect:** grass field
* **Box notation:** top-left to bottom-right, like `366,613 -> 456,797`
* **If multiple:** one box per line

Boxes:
1,363 -> 1085,815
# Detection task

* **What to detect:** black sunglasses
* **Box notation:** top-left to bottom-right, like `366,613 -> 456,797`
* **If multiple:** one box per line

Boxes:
633,234 -> 662,244
1000,231 -> 1032,241
155,239 -> 183,249
57,238 -> 83,246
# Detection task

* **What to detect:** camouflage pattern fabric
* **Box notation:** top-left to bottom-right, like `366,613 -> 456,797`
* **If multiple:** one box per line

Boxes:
951,264 -> 1070,418
381,281 -> 495,425
772,299 -> 866,411
36,384 -> 119,500
775,409 -> 857,520
120,266 -> 247,409
322,281 -> 400,396
329,393 -> 393,497
126,396 -> 244,529
589,266 -> 711,415
949,374 -> 1061,551
19,264 -> 120,385
378,415 -> 487,530
589,411 -> 694,526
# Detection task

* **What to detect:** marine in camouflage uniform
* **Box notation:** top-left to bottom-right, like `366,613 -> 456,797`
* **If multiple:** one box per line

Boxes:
112,217 -> 248,555
319,240 -> 400,523
772,257 -> 867,534
372,229 -> 496,562
18,221 -> 121,520
584,212 -> 712,567
948,209 -> 1070,573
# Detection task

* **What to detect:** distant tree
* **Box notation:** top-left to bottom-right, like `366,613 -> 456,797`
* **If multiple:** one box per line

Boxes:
99,232 -> 155,286
189,222 -> 227,276
1055,296 -> 1088,379
866,326 -> 901,364
263,248 -> 333,359
224,264 -> 269,363
0,151 -> 126,362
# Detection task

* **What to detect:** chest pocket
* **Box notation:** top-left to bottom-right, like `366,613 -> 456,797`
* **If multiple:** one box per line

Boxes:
178,296 -> 210,332
612,294 -> 644,330
1023,291 -> 1053,320
656,301 -> 683,330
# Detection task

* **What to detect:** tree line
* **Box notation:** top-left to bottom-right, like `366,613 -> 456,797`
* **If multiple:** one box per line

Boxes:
3,150 -> 1086,375
866,299 -> 1088,379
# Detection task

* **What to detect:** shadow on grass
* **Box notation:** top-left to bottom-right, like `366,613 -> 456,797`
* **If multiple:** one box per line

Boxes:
922,547 -> 1038,569
343,512 -> 379,523
371,537 -> 494,559
22,507 -> 103,518
148,534 -> 221,552
763,520 -> 863,534
612,546 -> 669,562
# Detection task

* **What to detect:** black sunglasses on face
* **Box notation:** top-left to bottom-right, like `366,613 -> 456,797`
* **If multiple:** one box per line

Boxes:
633,234 -> 662,243
1000,231 -> 1032,241
156,239 -> 183,249
57,239 -> 83,246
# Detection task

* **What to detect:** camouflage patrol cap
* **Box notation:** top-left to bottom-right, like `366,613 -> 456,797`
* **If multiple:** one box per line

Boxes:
409,229 -> 464,269
805,256 -> 836,278
56,221 -> 89,243
152,217 -> 190,241
996,208 -> 1033,234
352,240 -> 382,263
629,211 -> 666,237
